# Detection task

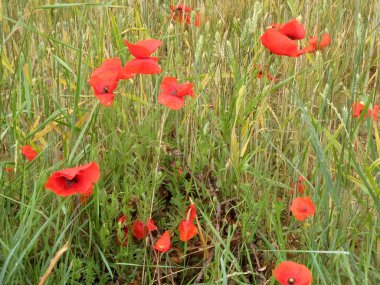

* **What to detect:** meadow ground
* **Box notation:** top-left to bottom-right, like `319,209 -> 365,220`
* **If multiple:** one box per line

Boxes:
1,0 -> 379,284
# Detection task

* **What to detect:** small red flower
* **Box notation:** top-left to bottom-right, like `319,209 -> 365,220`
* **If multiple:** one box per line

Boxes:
153,231 -> 171,253
116,215 -> 129,246
272,19 -> 306,40
123,39 -> 162,74
158,77 -> 194,110
45,162 -> 100,197
21,145 -> 38,162
132,218 -> 157,240
273,261 -> 312,285
89,58 -> 133,106
352,102 -> 366,118
291,176 -> 306,195
260,29 -> 305,57
185,203 -> 197,222
290,196 -> 316,221
178,219 -> 198,242
4,167 -> 14,173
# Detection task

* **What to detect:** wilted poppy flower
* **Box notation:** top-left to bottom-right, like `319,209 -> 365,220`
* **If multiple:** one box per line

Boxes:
260,29 -> 305,57
272,19 -> 306,40
291,176 -> 306,195
158,77 -> 194,110
254,64 -> 278,81
153,231 -> 171,253
170,4 -> 191,24
301,33 -> 332,53
123,39 -> 162,74
89,58 -> 133,106
290,196 -> 316,221
368,105 -> 379,120
352,102 -> 366,118
273,261 -> 312,285
178,219 -> 198,242
132,218 -> 157,240
185,203 -> 197,222
116,215 -> 129,246
170,4 -> 201,27
21,145 -> 38,162
45,162 -> 100,197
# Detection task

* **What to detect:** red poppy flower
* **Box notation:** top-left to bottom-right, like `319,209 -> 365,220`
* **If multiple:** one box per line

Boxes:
123,39 -> 162,75
45,162 -> 100,197
290,196 -> 316,221
153,231 -> 171,253
185,204 -> 197,222
273,261 -> 312,285
116,215 -> 129,246
291,176 -> 306,195
272,19 -> 306,40
368,105 -> 379,120
260,29 -> 305,57
132,218 -> 157,240
352,102 -> 366,118
178,219 -> 198,242
158,77 -> 194,110
21,145 -> 38,162
89,58 -> 133,106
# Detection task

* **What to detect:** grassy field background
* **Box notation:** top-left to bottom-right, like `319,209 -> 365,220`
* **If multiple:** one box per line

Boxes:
1,0 -> 379,284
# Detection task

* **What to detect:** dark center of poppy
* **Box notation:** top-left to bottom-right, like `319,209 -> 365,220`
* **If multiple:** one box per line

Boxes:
103,86 -> 109,94
65,177 -> 78,187
287,277 -> 295,284
171,90 -> 177,96
302,206 -> 307,212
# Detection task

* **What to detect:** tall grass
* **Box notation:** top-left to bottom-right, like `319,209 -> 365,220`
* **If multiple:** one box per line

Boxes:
0,0 -> 379,284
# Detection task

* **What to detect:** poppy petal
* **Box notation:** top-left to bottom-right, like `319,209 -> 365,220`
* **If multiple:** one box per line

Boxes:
176,83 -> 194,97
319,33 -> 332,50
146,218 -> 158,232
94,92 -> 115,107
278,19 -> 306,40
160,77 -> 178,94
21,145 -> 38,162
158,93 -> 185,110
124,39 -> 162,58
153,231 -> 171,253
178,219 -> 198,241
260,29 -> 302,57
123,58 -> 162,74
